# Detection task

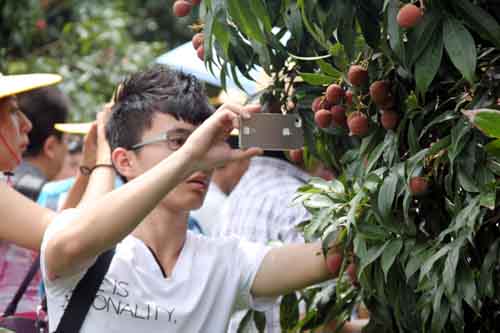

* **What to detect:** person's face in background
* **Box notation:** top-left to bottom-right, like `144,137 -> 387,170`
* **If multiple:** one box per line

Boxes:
54,152 -> 82,180
46,132 -> 68,180
54,136 -> 82,180
0,97 -> 32,171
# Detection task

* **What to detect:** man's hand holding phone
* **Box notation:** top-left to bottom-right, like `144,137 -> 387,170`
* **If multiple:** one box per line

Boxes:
181,103 -> 264,172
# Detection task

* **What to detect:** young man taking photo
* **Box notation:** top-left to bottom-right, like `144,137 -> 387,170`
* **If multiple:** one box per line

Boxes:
40,66 -> 344,332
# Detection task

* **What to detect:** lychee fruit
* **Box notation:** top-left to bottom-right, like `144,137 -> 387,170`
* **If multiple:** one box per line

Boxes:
346,263 -> 357,283
312,97 -> 323,113
330,105 -> 347,127
326,84 -> 345,105
379,96 -> 395,110
289,149 -> 304,164
315,109 -> 333,128
326,253 -> 342,275
192,33 -> 204,50
196,45 -> 205,61
348,65 -> 369,87
347,112 -> 369,136
345,90 -> 354,106
380,110 -> 400,130
35,19 -> 47,31
397,4 -> 424,29
409,177 -> 429,195
173,1 -> 192,17
370,81 -> 391,106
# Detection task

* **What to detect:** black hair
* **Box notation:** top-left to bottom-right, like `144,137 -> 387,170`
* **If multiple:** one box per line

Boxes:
17,86 -> 69,157
106,65 -> 214,153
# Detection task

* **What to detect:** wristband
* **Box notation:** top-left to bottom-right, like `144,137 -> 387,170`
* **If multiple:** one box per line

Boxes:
79,164 -> 114,176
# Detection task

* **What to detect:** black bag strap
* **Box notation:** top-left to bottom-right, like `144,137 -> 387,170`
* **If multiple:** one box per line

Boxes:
54,249 -> 115,333
2,256 -> 40,317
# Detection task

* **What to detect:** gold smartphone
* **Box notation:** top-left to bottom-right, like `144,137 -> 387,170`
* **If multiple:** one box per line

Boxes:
238,113 -> 304,151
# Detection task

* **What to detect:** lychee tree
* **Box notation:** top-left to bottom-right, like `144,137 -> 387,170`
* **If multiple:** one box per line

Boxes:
182,0 -> 500,331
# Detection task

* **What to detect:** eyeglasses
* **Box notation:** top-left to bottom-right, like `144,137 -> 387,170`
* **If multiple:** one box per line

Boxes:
130,129 -> 192,152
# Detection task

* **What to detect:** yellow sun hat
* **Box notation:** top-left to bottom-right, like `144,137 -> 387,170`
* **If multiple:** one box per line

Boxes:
54,122 -> 93,135
0,73 -> 63,99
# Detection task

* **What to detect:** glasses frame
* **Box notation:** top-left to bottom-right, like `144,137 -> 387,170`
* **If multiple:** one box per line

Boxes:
130,129 -> 192,152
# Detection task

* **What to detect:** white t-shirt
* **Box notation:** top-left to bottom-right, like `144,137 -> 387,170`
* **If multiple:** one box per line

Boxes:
40,209 -> 274,333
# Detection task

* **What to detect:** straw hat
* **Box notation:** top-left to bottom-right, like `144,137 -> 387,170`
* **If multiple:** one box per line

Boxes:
54,122 -> 93,135
0,73 -> 62,100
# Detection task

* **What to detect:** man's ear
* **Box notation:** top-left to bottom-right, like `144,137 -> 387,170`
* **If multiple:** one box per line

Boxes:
112,147 -> 136,180
43,135 -> 62,159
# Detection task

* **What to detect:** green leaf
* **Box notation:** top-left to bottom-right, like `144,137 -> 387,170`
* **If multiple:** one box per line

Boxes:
237,310 -> 253,333
387,0 -> 405,62
377,171 -> 398,221
485,139 -> 500,158
480,181 -> 496,210
381,239 -> 403,281
283,2 -> 303,44
431,289 -> 450,333
457,264 -> 479,313
357,222 -> 388,241
479,239 -> 500,298
357,0 -> 381,49
463,108 -> 500,139
359,240 -> 390,276
448,119 -> 472,166
419,112 -> 458,140
250,0 -> 272,33
457,169 -> 480,193
407,10 -> 442,66
317,59 -> 342,78
415,25 -> 443,95
452,0 -> 500,49
253,311 -> 266,333
227,0 -> 266,44
299,72 -> 336,86
443,18 -> 477,82
443,247 -> 460,294
420,246 -> 450,281
408,121 -> 419,156
354,235 -> 368,259
280,292 -> 300,329
337,2 -> 356,60
212,20 -> 231,56
405,248 -> 430,280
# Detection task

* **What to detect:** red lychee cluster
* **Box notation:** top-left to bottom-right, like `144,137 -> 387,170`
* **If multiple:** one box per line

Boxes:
311,84 -> 352,131
310,65 -> 375,137
370,81 -> 400,131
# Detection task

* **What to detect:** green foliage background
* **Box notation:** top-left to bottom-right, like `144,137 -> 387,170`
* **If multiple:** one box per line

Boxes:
0,0 -> 197,121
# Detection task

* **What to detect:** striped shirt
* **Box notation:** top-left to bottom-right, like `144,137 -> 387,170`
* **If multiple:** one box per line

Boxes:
216,156 -> 310,333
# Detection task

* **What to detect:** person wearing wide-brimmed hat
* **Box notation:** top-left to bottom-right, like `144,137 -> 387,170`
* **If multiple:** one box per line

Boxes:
0,73 -> 63,251
0,73 -> 69,315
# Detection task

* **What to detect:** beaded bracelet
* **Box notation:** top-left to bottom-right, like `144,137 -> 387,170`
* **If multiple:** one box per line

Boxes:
79,164 -> 114,176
